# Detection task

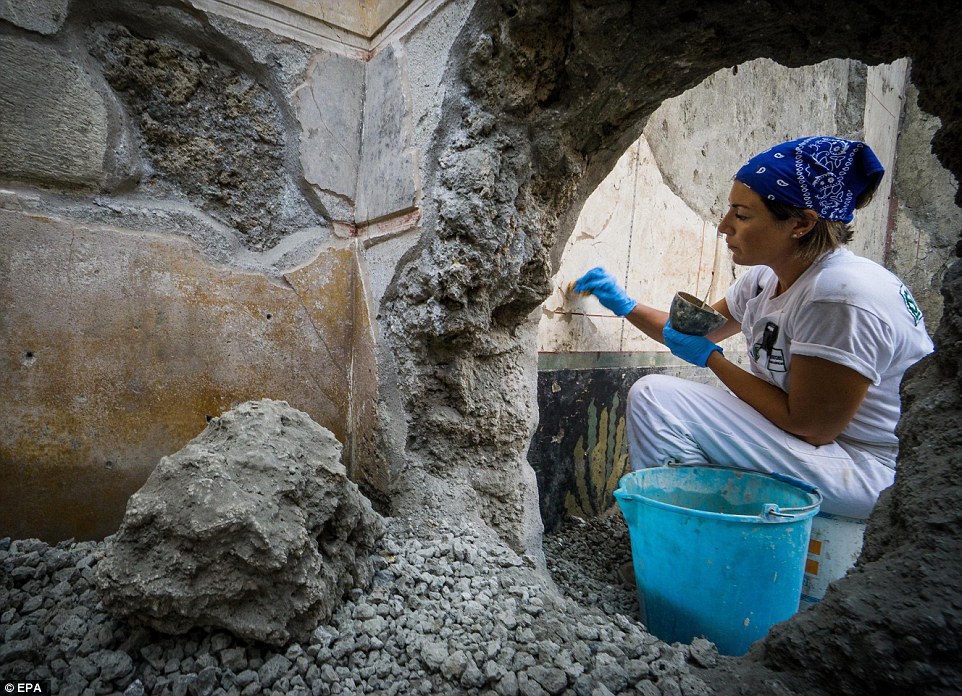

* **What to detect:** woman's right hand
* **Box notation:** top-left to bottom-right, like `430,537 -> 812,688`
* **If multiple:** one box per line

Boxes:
663,320 -> 723,367
574,267 -> 637,316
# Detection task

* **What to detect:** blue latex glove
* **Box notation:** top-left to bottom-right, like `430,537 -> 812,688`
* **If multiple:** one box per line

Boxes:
663,320 -> 723,367
573,267 -> 637,316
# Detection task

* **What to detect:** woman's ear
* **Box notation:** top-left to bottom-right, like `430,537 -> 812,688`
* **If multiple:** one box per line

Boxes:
792,210 -> 818,238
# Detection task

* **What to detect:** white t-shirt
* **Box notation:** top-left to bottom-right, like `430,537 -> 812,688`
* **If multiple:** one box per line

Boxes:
725,248 -> 934,452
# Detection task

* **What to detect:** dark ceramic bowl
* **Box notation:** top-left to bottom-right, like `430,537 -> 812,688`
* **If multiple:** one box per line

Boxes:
669,291 -> 727,336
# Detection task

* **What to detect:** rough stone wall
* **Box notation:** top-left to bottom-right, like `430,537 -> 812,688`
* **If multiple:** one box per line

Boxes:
381,1 -> 573,556
87,23 -> 303,251
890,83 -> 962,330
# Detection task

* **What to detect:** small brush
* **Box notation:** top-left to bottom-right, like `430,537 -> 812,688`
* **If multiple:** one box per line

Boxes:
702,231 -> 722,305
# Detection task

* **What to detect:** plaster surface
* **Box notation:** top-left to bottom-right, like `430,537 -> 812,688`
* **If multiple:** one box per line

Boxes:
0,208 -> 365,542
0,0 -> 67,33
296,50 -> 364,223
0,36 -> 109,187
357,46 -> 417,225
265,0 -> 400,36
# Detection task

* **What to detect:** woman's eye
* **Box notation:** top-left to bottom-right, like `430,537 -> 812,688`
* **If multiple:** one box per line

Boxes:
735,214 -> 748,221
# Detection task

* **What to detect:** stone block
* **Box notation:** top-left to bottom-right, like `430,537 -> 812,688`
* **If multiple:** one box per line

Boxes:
0,0 -> 68,34
94,399 -> 384,647
0,36 -> 108,187
356,45 -> 416,224
0,208 -> 359,542
297,50 -> 364,220
851,59 -> 909,264
401,0 -> 472,171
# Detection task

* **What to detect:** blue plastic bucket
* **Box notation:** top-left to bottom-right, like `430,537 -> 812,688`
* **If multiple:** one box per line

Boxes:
614,465 -> 821,656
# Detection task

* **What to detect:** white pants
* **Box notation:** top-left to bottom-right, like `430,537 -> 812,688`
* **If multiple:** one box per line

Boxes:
626,374 -> 896,519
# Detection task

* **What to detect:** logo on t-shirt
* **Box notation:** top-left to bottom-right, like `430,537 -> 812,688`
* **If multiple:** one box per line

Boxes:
900,284 -> 923,326
751,321 -> 787,373
767,348 -> 787,372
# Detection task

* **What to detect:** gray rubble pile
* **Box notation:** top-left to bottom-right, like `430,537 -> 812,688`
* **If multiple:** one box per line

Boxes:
543,512 -> 638,620
95,400 -> 385,647
0,512 -> 717,695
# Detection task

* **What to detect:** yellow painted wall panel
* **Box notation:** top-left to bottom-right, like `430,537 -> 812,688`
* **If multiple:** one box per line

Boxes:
0,210 -> 357,542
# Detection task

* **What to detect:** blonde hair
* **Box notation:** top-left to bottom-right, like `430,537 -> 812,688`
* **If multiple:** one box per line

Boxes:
762,186 -> 879,263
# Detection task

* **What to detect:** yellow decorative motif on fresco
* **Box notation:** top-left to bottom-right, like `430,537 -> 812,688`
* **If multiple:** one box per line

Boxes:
565,393 -> 630,518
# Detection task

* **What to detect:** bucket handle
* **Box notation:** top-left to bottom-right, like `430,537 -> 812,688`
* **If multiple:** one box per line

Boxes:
663,462 -> 823,517
768,471 -> 820,496
762,503 -> 804,520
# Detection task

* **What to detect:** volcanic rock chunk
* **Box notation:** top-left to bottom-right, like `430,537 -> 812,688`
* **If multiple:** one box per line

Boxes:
95,399 -> 384,646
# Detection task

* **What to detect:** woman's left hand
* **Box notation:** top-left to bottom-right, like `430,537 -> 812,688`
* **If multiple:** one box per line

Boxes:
573,267 -> 637,316
663,320 -> 723,367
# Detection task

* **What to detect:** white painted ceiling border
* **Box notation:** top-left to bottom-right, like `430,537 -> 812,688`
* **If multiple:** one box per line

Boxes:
369,0 -> 452,57
188,0 -> 451,60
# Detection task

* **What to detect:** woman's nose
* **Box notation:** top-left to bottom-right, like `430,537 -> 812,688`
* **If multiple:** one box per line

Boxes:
717,212 -> 733,236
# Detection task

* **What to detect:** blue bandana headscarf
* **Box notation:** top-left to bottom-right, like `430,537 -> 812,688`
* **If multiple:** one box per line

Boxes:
735,136 -> 885,223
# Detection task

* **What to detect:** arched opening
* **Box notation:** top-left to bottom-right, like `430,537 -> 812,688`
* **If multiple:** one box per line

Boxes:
531,56 -> 959,531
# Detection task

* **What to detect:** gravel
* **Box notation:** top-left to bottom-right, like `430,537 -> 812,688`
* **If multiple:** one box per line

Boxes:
0,512 -> 716,695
